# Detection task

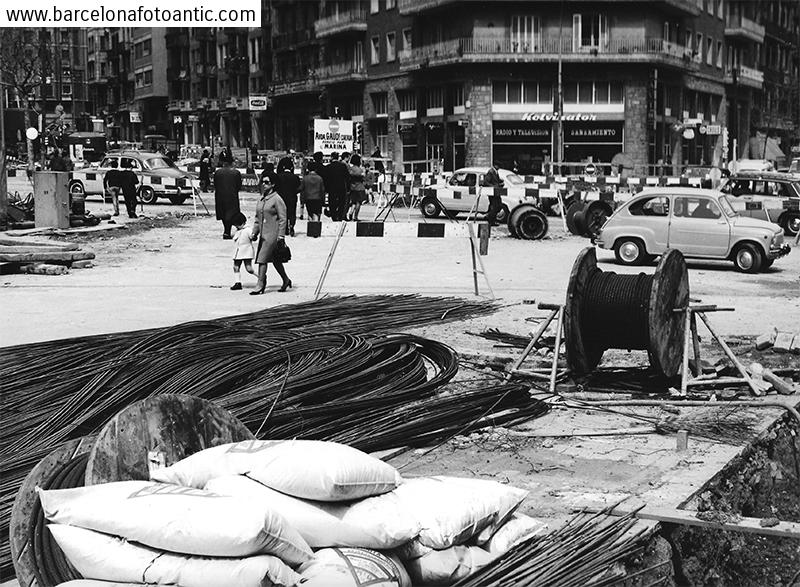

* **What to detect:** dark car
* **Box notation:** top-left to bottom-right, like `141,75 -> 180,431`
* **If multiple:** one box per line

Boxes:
720,172 -> 800,236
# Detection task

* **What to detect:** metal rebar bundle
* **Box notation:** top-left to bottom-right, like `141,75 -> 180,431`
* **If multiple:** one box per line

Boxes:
453,509 -> 651,587
0,295 -> 551,580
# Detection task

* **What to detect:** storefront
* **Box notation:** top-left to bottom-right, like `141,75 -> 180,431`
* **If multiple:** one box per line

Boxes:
491,121 -> 553,174
563,121 -> 624,166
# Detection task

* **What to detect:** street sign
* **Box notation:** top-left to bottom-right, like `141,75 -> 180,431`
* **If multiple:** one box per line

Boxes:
584,162 -> 597,176
129,112 -> 142,123
313,118 -> 354,154
25,127 -> 39,141
706,125 -> 722,135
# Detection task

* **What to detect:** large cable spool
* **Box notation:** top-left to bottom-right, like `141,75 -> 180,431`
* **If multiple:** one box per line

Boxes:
564,247 -> 689,377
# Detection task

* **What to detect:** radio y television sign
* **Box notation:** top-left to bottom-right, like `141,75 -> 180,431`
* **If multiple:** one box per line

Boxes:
314,119 -> 354,155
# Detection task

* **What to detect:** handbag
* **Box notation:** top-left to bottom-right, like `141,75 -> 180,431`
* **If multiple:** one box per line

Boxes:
275,239 -> 292,263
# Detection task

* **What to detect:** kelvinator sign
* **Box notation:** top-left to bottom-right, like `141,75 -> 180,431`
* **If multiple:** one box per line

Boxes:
522,112 -> 598,122
313,118 -> 355,154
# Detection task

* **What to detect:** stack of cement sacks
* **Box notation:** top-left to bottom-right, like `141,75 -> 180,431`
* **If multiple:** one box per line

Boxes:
41,440 -> 547,587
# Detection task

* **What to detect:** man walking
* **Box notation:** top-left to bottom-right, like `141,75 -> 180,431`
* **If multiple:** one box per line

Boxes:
214,151 -> 242,239
482,161 -> 504,226
109,159 -> 140,219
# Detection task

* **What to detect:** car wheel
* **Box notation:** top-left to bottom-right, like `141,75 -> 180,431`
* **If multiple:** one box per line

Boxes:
69,181 -> 85,196
732,243 -> 764,273
420,196 -> 442,218
781,213 -> 800,236
139,186 -> 157,205
169,196 -> 188,205
495,205 -> 510,224
763,258 -> 774,269
614,238 -> 647,266
513,208 -> 548,240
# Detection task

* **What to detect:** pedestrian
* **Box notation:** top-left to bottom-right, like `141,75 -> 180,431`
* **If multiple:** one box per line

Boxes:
213,150 -> 242,239
324,152 -> 350,221
347,153 -> 368,221
275,156 -> 300,237
371,147 -> 385,174
229,212 -> 256,290
482,160 -> 504,226
250,172 -> 292,295
300,163 -> 325,224
199,149 -> 212,192
102,159 -> 121,216
49,149 -> 73,172
114,158 -> 140,219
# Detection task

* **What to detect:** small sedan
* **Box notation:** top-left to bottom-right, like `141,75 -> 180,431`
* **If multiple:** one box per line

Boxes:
594,188 -> 790,273
69,151 -> 196,205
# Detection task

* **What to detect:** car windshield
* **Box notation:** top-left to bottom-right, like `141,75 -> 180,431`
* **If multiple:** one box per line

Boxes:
144,157 -> 175,170
503,173 -> 524,185
718,196 -> 737,217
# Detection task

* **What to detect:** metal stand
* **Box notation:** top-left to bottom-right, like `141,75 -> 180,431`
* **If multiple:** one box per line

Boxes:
506,302 -> 567,393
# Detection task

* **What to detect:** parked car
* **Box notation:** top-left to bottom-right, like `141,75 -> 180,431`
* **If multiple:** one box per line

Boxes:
69,151 -> 196,205
419,167 -> 550,239
594,188 -> 790,273
719,172 -> 800,236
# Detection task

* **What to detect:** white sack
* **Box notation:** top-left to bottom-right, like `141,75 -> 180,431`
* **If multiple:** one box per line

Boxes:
298,548 -> 411,587
205,475 -> 419,549
389,476 -> 528,549
402,545 -> 494,586
152,439 -> 402,501
49,524 -> 300,587
480,513 -> 549,555
38,481 -> 311,565
56,582 -> 144,586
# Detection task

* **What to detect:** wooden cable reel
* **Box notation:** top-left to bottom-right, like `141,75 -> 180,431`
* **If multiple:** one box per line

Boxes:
564,247 -> 689,378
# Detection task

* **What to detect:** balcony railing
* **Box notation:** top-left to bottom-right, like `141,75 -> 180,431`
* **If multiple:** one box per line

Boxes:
398,0 -> 456,14
272,29 -> 314,51
314,9 -> 368,38
724,65 -> 765,88
167,99 -> 181,111
725,15 -> 765,43
400,37 -> 698,69
271,75 -> 321,97
316,62 -> 367,83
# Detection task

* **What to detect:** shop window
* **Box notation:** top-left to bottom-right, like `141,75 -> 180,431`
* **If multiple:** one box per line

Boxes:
370,36 -> 380,64
386,32 -> 396,62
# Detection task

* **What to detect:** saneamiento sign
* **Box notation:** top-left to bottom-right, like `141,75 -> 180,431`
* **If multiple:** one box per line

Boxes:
522,112 -> 598,122
314,118 -> 354,154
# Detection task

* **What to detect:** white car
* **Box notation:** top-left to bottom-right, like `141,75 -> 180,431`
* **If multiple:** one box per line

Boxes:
69,151 -> 196,205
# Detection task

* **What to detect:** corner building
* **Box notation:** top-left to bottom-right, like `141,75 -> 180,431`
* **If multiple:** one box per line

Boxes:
270,0 -> 799,174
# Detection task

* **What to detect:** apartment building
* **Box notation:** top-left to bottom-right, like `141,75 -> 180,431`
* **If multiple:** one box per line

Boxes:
269,0 -> 799,173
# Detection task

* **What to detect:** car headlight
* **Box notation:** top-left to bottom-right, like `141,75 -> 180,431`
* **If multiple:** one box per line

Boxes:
772,232 -> 784,247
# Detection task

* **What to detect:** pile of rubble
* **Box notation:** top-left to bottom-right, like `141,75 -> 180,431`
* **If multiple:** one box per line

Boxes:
0,236 -> 94,275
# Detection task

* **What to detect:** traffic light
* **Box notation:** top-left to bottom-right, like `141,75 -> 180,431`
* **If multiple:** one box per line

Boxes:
354,122 -> 363,154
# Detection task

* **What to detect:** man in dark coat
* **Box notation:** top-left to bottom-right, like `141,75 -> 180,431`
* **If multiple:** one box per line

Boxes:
198,149 -> 212,192
213,152 -> 242,239
324,151 -> 350,221
105,158 -> 140,218
481,161 -> 504,226
275,156 -> 301,236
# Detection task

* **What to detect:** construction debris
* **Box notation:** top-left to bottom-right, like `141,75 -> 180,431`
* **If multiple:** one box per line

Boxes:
0,236 -> 94,274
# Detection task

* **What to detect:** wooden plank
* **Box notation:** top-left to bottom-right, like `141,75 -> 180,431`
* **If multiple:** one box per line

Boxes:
0,237 -> 79,250
85,394 -> 254,486
0,251 -> 95,263
607,505 -> 800,539
0,246 -> 81,254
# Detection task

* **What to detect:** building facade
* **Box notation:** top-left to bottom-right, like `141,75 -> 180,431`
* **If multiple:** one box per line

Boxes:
269,0 -> 800,174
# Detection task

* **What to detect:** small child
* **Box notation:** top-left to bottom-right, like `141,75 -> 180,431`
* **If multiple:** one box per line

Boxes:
230,212 -> 256,290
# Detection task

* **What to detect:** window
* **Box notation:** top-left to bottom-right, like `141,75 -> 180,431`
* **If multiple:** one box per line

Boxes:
716,41 -> 723,68
449,172 -> 477,187
426,86 -> 444,114
386,0 -> 395,9
685,29 -> 693,53
573,13 -> 607,50
674,196 -> 721,219
142,38 -> 151,57
706,37 -> 713,65
402,28 -> 412,51
120,157 -> 140,170
562,81 -> 622,104
629,196 -> 669,216
511,15 -> 540,52
451,84 -> 465,113
370,0 -> 379,13
370,36 -> 380,64
144,69 -> 152,86
492,81 -> 552,104
386,32 -> 396,62
695,33 -> 703,62
372,92 -> 388,116
717,0 -> 724,18
397,90 -> 416,113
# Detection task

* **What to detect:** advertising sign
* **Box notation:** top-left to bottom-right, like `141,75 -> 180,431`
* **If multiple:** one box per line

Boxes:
493,121 -> 552,144
248,95 -> 269,111
129,112 -> 142,123
313,118 -> 355,154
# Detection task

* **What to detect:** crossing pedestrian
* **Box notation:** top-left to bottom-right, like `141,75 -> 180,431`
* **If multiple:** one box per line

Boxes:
251,172 -> 292,295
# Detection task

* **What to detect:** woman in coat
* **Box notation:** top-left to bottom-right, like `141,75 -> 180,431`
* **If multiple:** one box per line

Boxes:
250,172 -> 292,295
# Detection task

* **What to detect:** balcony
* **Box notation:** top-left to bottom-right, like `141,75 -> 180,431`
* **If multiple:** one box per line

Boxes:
180,100 -> 193,111
167,99 -> 181,111
316,62 -> 367,84
271,75 -> 321,97
400,37 -> 699,71
398,0 -> 457,14
314,9 -> 368,38
724,65 -> 765,88
725,15 -> 765,43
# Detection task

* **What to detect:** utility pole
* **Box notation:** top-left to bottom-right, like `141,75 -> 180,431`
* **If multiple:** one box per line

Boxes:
556,0 -> 565,176
0,64 -> 7,231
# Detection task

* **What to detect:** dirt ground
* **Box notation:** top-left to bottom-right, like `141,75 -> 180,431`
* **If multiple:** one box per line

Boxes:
2,192 -> 800,585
